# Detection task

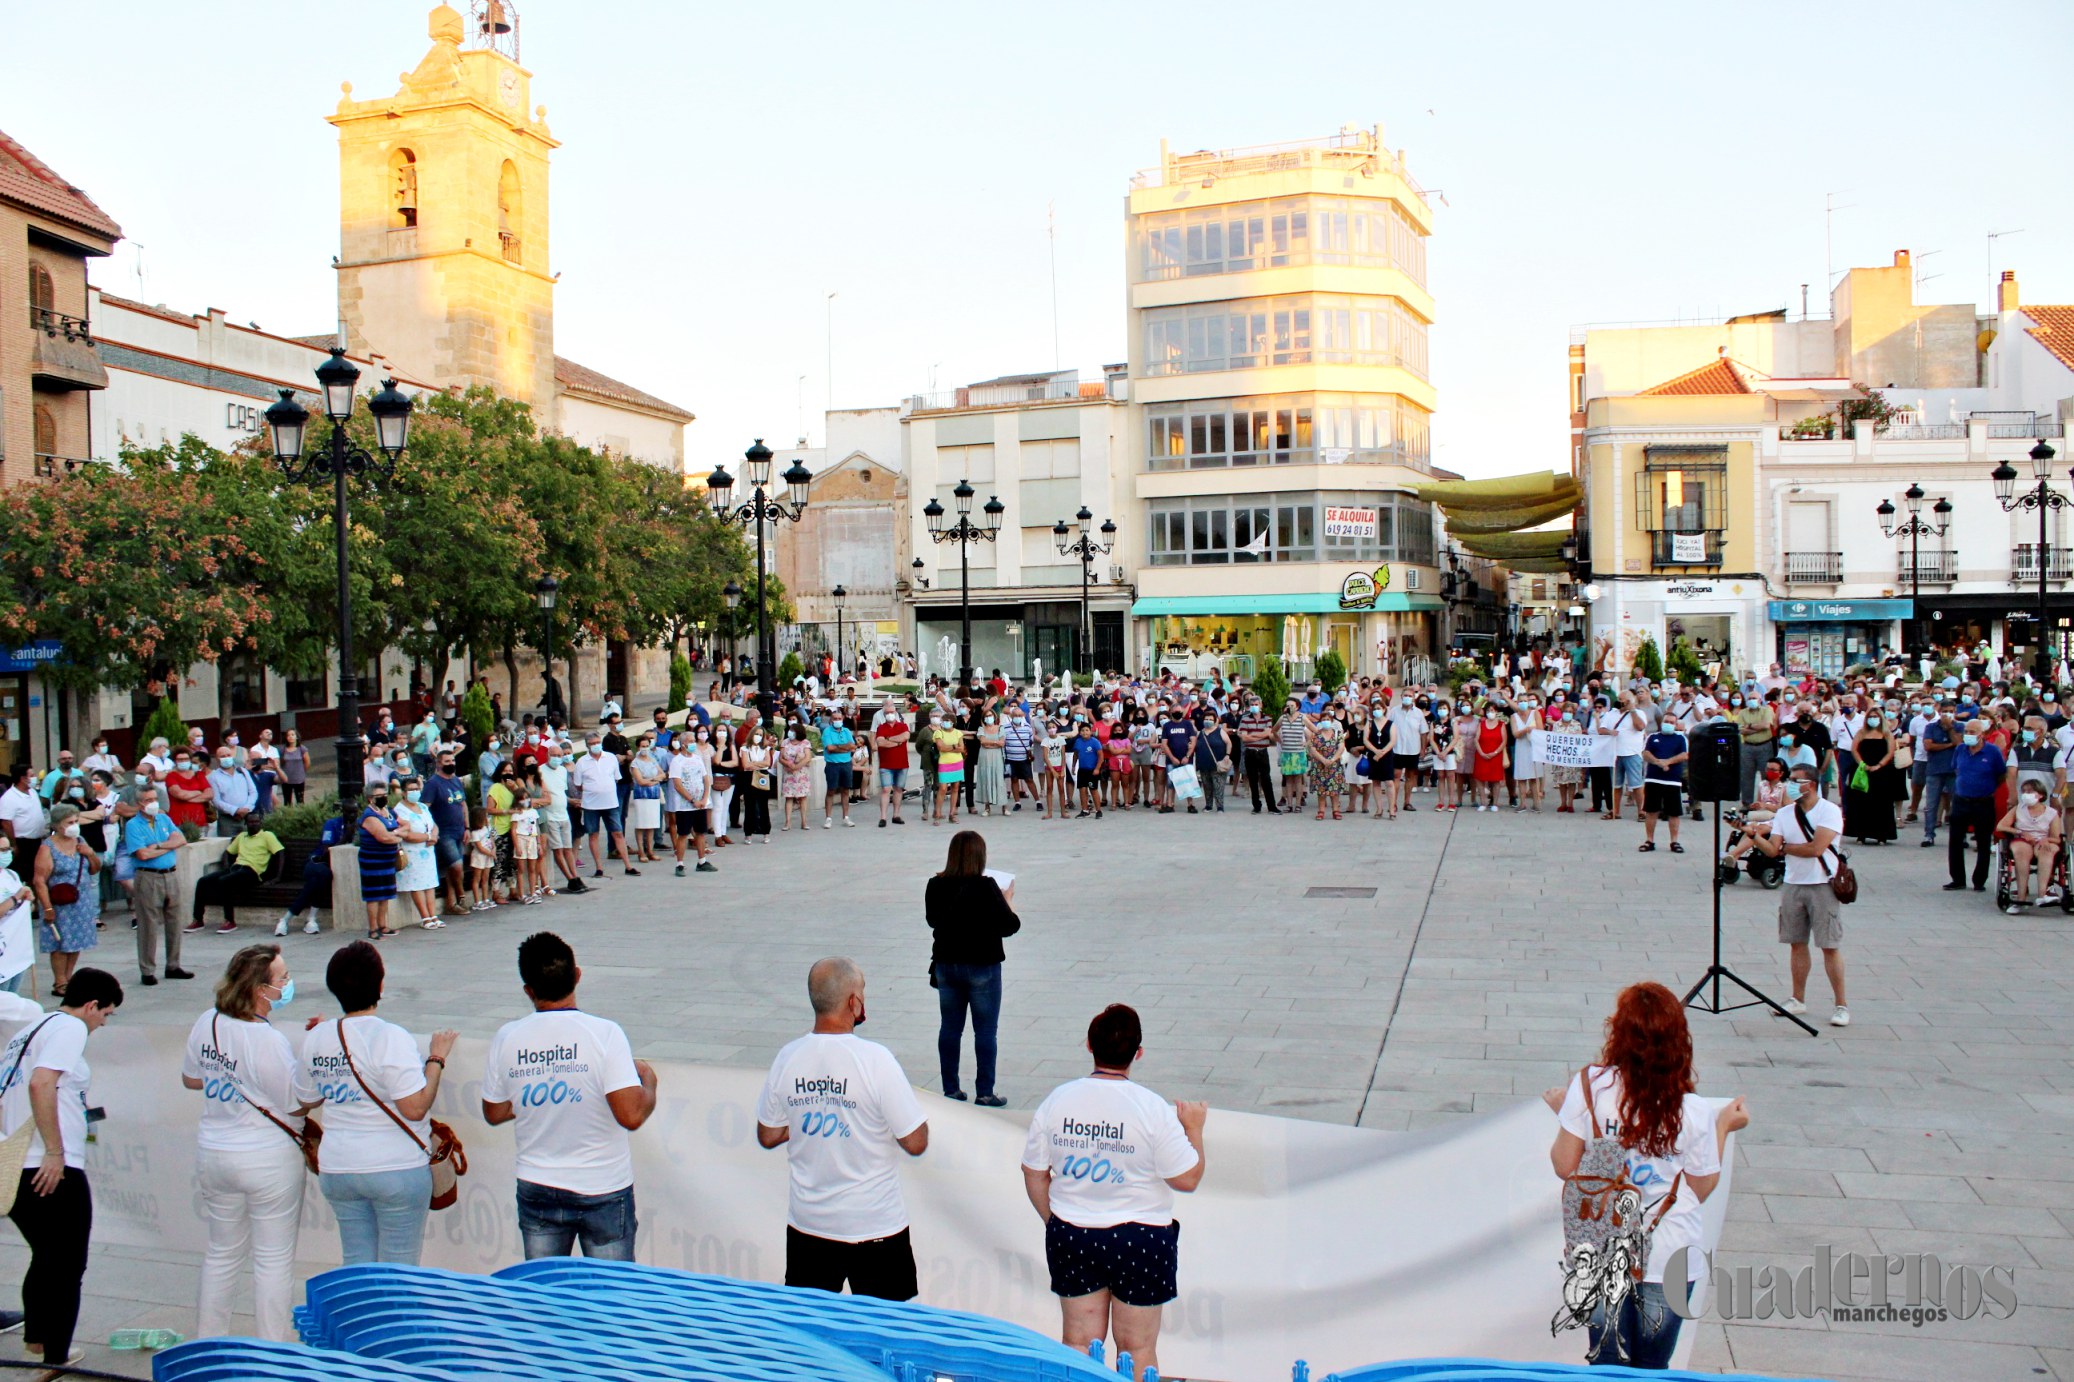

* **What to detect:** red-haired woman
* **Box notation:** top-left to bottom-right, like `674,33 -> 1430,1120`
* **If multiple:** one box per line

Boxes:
1545,982 -> 1750,1368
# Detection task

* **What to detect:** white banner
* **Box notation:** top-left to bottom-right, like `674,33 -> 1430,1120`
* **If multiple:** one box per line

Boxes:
1530,730 -> 1596,769
1669,533 -> 1708,564
1322,506 -> 1378,540
76,1027 -> 1732,1380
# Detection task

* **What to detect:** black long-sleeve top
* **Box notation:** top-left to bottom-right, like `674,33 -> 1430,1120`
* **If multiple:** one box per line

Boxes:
925,874 -> 1022,966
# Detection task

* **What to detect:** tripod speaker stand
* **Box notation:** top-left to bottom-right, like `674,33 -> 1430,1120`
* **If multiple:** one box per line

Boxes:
1680,721 -> 1818,1037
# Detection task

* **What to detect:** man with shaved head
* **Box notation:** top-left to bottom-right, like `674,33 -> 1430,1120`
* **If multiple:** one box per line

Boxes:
757,957 -> 928,1299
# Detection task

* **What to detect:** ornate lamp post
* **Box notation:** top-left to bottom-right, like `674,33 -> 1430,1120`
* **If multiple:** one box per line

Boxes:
1876,483 -> 1951,661
1052,505 -> 1116,677
1993,441 -> 2067,681
707,440 -> 812,721
264,348 -> 413,815
722,579 -> 742,694
533,574 -> 560,727
831,584 -> 846,683
922,479 -> 1003,690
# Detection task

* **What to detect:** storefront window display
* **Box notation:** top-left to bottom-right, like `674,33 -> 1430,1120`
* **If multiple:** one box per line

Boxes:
1150,613 -> 1290,681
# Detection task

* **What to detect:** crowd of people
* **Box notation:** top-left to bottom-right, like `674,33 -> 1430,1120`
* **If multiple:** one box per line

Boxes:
0,924 -> 1202,1379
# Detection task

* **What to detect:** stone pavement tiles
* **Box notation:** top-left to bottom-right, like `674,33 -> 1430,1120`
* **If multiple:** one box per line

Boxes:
9,790 -> 2070,1378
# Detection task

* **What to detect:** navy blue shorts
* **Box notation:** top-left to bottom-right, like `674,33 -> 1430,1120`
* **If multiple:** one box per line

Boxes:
1044,1216 -> 1179,1307
435,834 -> 464,870
583,806 -> 623,837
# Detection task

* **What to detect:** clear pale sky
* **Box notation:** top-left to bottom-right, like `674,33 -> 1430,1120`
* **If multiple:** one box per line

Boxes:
7,1 -> 2070,477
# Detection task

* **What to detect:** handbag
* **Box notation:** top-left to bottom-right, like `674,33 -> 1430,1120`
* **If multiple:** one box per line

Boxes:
1794,803 -> 1857,904
212,1014 -> 322,1174
0,1018 -> 57,1215
337,1019 -> 467,1210
750,768 -> 773,793
1893,743 -> 1914,771
46,850 -> 80,907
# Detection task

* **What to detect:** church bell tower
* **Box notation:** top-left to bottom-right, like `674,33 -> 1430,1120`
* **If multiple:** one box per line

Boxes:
330,2 -> 558,414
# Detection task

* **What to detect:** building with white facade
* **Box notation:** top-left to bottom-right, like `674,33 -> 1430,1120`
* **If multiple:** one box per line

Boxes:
902,368 -> 1133,681
769,406 -> 906,673
1575,253 -> 2073,682
1124,129 -> 1446,684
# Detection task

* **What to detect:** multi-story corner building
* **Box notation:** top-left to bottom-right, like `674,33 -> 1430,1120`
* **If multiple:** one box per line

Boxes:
1576,253 -> 2073,681
0,127 -> 122,772
902,369 -> 1132,681
1124,128 -> 1445,684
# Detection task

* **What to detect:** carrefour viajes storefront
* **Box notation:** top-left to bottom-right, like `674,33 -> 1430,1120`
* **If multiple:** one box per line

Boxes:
1768,598 -> 1914,679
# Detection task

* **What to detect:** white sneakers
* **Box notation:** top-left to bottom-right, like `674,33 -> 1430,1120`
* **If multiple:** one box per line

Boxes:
1830,1007 -> 1851,1027
1782,997 -> 1808,1015
273,915 -> 290,937
304,916 -> 321,934
274,913 -> 322,937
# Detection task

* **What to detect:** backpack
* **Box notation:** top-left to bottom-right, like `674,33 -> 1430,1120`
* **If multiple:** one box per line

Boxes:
1553,1067 -> 1683,1360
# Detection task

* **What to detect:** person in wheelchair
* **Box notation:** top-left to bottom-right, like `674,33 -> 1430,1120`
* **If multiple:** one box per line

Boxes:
1994,781 -> 2063,914
1724,758 -> 1792,868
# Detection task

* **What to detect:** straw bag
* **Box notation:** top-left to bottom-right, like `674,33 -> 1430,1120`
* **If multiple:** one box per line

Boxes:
338,1020 -> 467,1210
0,1018 -> 58,1215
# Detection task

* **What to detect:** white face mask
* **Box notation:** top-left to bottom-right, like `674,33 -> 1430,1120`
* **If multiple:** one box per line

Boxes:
587,744 -> 603,756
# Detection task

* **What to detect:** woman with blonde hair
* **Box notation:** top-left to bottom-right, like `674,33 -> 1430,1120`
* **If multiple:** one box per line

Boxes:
180,944 -> 309,1340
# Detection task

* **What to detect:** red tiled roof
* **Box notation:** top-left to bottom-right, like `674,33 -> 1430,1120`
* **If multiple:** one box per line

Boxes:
0,127 -> 122,246
554,355 -> 695,422
2020,307 -> 2074,374
1638,357 -> 1751,396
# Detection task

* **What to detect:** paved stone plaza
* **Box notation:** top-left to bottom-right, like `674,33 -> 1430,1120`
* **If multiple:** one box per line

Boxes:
5,795 -> 2069,1379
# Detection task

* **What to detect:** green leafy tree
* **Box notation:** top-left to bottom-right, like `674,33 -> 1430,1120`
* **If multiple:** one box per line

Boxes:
1634,635 -> 1665,682
1315,648 -> 1348,694
460,681 -> 495,751
136,696 -> 187,754
1251,658 -> 1290,713
668,653 -> 692,710
1668,637 -> 1705,682
777,650 -> 805,690
0,439 -> 279,733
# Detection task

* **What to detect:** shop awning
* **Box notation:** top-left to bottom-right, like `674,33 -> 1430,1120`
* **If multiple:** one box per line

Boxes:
1131,593 -> 1445,616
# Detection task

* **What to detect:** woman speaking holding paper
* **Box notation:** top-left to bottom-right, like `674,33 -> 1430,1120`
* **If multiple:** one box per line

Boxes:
925,830 -> 1020,1107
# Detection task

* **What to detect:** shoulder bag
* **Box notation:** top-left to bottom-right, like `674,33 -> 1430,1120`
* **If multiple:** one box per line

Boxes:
1794,803 -> 1857,904
211,1013 -> 322,1174
0,1017 -> 58,1214
337,1018 -> 466,1210
46,847 -> 82,908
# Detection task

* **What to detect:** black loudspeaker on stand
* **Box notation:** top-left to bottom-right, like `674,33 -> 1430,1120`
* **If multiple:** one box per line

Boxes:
1681,721 -> 1818,1037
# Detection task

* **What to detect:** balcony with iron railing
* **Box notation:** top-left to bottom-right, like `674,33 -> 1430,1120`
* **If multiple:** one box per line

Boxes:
2011,545 -> 2074,583
1784,551 -> 1842,583
1648,529 -> 1722,567
1897,549 -> 1958,585
28,305 -> 107,391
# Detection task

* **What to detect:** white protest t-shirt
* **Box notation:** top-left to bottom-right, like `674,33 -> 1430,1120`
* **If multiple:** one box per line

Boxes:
1020,1077 -> 1198,1228
298,1015 -> 429,1175
667,752 -> 709,811
1612,709 -> 1647,757
0,1012 -> 91,1169
1558,1067 -> 1720,1284
1772,795 -> 1845,887
181,1009 -> 306,1154
482,1008 -> 642,1195
755,1032 -> 925,1243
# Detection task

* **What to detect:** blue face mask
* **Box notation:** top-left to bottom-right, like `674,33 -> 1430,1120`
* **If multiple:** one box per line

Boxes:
406,788 -> 423,803
267,978 -> 295,1009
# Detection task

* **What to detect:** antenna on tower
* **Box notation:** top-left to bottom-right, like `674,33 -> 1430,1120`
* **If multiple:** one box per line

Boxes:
469,0 -> 519,60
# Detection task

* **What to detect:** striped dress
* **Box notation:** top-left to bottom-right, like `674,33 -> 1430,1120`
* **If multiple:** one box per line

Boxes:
356,806 -> 400,903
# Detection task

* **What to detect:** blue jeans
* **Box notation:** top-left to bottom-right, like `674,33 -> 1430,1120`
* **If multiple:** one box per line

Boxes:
321,1166 -> 431,1266
516,1180 -> 637,1261
1921,771 -> 1953,840
935,961 -> 1002,1099
1587,1280 -> 1681,1369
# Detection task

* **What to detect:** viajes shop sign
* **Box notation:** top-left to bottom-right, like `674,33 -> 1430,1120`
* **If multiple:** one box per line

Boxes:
1664,1246 -> 2018,1325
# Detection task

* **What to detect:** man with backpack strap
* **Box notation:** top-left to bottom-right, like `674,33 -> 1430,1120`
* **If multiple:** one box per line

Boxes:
1751,763 -> 1851,1027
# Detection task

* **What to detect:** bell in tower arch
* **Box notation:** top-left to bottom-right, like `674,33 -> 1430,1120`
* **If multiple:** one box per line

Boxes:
470,0 -> 518,57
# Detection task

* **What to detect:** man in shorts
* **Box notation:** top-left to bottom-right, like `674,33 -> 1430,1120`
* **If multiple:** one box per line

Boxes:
872,703 -> 911,827
570,733 -> 639,880
1638,722 -> 1688,854
1002,703 -> 1038,812
1752,764 -> 1849,1027
422,750 -> 476,914
756,958 -> 928,1300
1021,1004 -> 1206,1381
536,739 -> 587,895
666,736 -> 717,876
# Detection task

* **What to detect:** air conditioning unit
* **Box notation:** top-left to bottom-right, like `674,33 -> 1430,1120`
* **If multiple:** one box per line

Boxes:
1110,564 -> 1127,583
1404,567 -> 1421,591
